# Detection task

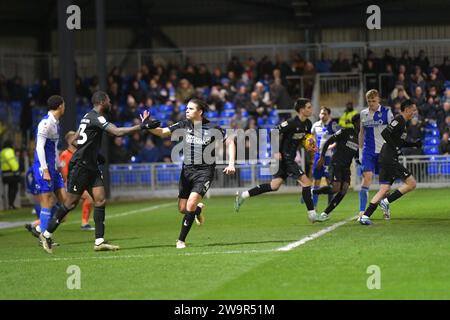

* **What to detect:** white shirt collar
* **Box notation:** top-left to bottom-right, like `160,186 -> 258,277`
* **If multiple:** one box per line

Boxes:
48,111 -> 59,124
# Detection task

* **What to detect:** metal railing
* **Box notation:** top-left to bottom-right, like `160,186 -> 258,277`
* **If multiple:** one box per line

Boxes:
108,155 -> 450,199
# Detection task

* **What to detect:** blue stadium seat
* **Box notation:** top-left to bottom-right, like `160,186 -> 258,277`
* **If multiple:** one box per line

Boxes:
179,104 -> 187,112
158,113 -> 171,121
427,163 -> 439,175
159,104 -> 174,113
241,110 -> 249,118
220,110 -> 235,118
256,118 -> 266,127
424,128 -> 440,137
206,111 -> 219,118
423,146 -> 439,155
440,163 -> 450,175
219,119 -> 231,127
110,172 -> 122,187
155,164 -> 180,184
267,117 -> 279,126
124,171 -> 138,185
223,102 -> 235,110
269,110 -> 278,117
141,171 -> 152,185
239,165 -> 252,182
424,137 -> 440,146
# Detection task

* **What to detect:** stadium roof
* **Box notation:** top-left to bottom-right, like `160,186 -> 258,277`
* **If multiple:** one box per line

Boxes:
1,0 -> 449,36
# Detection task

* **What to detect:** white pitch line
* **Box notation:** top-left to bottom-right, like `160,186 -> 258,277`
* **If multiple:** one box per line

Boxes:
276,216 -> 357,252
0,216 -> 357,264
0,202 -> 176,230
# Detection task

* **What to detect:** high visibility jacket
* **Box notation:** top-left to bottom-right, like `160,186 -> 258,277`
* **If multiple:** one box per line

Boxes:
338,110 -> 358,129
1,147 -> 19,172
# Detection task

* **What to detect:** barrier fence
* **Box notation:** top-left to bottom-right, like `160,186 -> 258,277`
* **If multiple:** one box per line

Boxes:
108,155 -> 450,199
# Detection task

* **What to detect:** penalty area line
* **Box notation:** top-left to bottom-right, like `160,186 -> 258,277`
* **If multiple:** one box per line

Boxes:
276,216 -> 357,252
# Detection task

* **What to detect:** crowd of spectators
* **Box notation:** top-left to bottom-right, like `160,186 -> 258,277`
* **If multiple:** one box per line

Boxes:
1,48 -> 450,162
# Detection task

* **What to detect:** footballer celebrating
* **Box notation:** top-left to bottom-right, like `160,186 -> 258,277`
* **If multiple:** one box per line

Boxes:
314,114 -> 360,221
359,100 -> 420,225
39,91 -> 160,253
145,98 -> 236,249
235,98 -> 319,223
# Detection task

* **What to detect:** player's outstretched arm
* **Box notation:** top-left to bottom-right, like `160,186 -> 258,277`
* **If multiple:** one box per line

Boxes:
223,136 -> 236,175
105,113 -> 160,137
140,110 -> 171,138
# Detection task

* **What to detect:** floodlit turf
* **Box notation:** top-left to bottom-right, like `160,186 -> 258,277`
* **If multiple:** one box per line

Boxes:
0,188 -> 450,299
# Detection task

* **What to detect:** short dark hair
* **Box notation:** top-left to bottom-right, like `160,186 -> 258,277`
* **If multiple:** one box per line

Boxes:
91,91 -> 109,106
400,99 -> 415,111
47,95 -> 64,111
351,114 -> 360,126
189,98 -> 208,116
294,98 -> 310,112
320,106 -> 331,115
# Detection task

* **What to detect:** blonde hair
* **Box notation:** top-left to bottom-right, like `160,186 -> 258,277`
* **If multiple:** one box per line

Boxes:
65,130 -> 77,143
366,89 -> 379,100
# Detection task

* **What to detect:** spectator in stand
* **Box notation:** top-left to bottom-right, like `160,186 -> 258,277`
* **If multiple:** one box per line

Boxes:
380,64 -> 395,99
227,56 -> 244,78
176,78 -> 195,104
269,78 -> 292,110
139,138 -> 160,163
233,85 -> 250,111
427,86 -> 441,105
211,67 -> 224,86
128,132 -> 144,157
412,86 -> 426,107
403,116 -> 423,156
363,59 -> 378,91
427,72 -> 443,93
158,138 -> 173,162
130,79 -> 146,105
88,76 -> 100,96
392,87 -> 408,106
207,86 -> 225,112
443,88 -> 450,104
148,79 -> 161,104
107,81 -> 120,106
392,101 -> 401,116
257,56 -> 274,80
331,52 -> 351,73
194,64 -> 212,88
351,53 -> 363,73
439,132 -> 450,155
338,102 -> 358,129
110,137 -> 130,164
255,81 -> 270,105
315,53 -> 332,73
441,56 -> 450,80
409,72 -> 426,97
437,102 -> 450,134
37,79 -> 53,105
419,96 -> 440,123
170,104 -> 183,123
182,64 -> 196,85
9,76 -> 27,101
0,140 -> 20,209
389,84 -> 409,105
303,62 -> 316,98
108,103 -> 120,123
398,50 -> 413,73
413,50 -> 430,74
248,91 -> 269,120
382,49 -> 397,71
220,78 -> 236,102
274,55 -> 290,79
120,95 -> 139,122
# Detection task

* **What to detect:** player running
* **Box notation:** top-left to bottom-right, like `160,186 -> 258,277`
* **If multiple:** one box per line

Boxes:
145,98 -> 236,249
359,89 -> 393,218
359,100 -> 420,225
235,98 -> 319,223
59,131 -> 94,231
313,114 -> 360,222
31,95 -> 67,240
310,106 -> 340,208
39,91 -> 160,253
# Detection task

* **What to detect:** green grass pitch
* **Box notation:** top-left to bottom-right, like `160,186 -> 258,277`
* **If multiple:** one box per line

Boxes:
0,188 -> 449,299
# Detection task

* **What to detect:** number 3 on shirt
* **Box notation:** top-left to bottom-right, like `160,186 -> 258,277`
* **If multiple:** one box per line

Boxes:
77,124 -> 88,145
